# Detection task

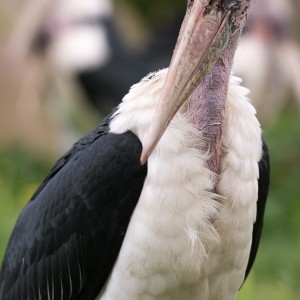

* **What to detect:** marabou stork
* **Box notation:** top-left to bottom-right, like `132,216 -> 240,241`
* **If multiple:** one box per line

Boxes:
0,0 -> 270,299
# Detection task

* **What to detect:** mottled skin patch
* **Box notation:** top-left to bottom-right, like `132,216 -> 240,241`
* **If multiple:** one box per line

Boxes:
185,0 -> 252,178
203,0 -> 251,32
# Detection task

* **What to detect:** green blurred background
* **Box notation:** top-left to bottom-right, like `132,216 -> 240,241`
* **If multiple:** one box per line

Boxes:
1,0 -> 300,299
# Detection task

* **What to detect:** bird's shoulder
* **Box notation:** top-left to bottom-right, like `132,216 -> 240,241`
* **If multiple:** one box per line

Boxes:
30,111 -> 114,201
0,110 -> 147,299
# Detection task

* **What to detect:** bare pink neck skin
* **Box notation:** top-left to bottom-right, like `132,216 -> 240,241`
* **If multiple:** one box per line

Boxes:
188,34 -> 239,175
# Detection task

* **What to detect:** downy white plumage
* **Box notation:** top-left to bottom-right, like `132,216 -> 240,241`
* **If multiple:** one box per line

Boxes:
98,70 -> 262,299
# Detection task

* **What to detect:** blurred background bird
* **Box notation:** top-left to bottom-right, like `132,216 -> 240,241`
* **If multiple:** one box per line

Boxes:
233,0 -> 300,126
0,0 -> 300,299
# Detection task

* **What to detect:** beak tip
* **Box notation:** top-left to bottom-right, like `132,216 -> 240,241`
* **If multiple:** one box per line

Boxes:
140,141 -> 153,165
140,120 -> 162,165
140,152 -> 148,165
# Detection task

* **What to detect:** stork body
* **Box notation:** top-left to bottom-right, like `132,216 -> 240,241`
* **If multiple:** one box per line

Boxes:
0,69 -> 269,300
0,1 -> 270,299
99,69 -> 267,299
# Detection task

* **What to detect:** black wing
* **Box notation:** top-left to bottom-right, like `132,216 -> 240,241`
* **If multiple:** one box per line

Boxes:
244,139 -> 270,281
0,116 -> 147,300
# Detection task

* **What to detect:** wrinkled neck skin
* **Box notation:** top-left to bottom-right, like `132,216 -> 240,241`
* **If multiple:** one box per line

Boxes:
188,32 -> 240,176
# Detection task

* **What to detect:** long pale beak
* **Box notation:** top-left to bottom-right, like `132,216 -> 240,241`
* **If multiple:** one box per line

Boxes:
140,1 -> 235,164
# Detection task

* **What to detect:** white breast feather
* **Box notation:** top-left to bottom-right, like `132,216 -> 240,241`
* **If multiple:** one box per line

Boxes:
100,70 -> 262,300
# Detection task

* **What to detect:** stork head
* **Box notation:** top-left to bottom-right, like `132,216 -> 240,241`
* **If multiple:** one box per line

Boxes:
140,0 -> 252,164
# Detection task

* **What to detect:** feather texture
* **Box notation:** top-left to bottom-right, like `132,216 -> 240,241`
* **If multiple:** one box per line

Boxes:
100,70 -> 268,299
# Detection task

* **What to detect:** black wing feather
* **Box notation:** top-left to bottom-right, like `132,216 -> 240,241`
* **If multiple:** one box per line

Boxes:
0,115 -> 147,300
244,139 -> 270,281
29,111 -> 115,202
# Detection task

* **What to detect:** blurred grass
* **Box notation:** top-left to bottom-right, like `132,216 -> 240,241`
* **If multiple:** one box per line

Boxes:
0,106 -> 300,298
0,147 -> 52,261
